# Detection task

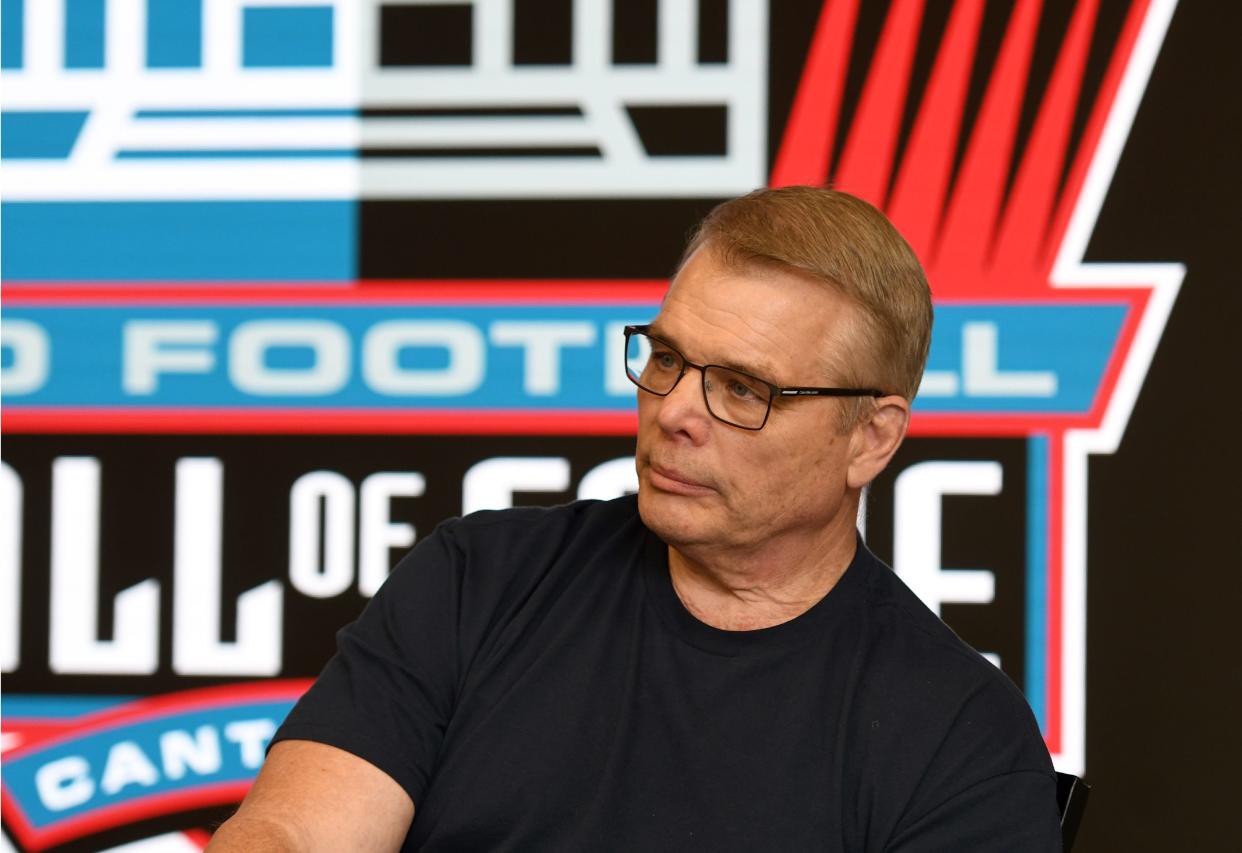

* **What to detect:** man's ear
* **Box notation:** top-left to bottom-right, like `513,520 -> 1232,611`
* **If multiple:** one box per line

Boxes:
847,395 -> 910,489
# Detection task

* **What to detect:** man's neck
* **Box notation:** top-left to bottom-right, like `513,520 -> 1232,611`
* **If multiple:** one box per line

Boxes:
666,522 -> 859,631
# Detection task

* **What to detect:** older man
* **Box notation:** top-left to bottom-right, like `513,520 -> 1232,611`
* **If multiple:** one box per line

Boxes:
209,188 -> 1061,851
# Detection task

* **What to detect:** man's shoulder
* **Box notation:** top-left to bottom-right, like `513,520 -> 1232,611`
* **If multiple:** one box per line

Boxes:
854,546 -> 1001,682
849,546 -> 1053,774
841,546 -> 1054,842
389,494 -> 645,608
849,545 -> 1045,740
368,494 -> 648,681
451,492 -> 640,529
442,493 -> 643,555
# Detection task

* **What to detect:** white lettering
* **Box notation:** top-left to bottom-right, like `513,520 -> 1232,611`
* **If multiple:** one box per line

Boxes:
288,471 -> 356,599
1,319 -> 51,395
577,457 -> 638,501
173,458 -> 283,675
100,741 -> 160,796
489,321 -> 596,395
224,719 -> 277,769
35,756 -> 94,812
229,320 -> 350,396
359,472 -> 425,597
50,457 -> 159,674
462,457 -> 571,513
1,463 -> 21,672
123,321 -> 217,395
160,725 -> 223,780
917,370 -> 959,397
962,321 -> 1057,397
893,460 -> 1001,616
363,321 -> 485,395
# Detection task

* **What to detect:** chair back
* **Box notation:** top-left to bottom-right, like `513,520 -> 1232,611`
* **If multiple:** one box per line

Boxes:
1056,772 -> 1090,851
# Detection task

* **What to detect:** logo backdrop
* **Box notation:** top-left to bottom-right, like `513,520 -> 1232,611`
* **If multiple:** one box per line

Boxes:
3,1 -> 1237,850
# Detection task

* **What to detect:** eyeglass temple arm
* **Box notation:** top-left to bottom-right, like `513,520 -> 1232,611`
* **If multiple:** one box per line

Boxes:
777,387 -> 886,398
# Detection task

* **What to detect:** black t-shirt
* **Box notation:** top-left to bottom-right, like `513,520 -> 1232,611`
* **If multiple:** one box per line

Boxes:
274,496 -> 1060,851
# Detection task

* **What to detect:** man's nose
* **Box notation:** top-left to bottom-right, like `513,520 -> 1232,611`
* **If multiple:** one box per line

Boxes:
655,366 -> 713,441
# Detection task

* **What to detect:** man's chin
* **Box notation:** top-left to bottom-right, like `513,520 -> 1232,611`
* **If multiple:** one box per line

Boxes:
637,486 -> 718,546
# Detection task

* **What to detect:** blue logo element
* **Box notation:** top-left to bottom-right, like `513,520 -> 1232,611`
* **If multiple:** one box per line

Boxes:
0,111 -> 90,159
243,5 -> 335,68
1,683 -> 310,850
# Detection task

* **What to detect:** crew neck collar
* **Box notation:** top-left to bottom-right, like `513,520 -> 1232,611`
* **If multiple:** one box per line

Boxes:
640,528 -> 873,656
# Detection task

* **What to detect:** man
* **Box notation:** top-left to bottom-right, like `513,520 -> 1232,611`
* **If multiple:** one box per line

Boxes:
209,187 -> 1061,851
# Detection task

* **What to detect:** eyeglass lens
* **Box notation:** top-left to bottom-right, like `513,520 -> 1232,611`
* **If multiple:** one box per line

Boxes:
625,332 -> 772,429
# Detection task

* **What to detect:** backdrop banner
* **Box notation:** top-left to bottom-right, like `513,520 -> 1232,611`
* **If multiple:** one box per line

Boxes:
4,1 -> 1235,850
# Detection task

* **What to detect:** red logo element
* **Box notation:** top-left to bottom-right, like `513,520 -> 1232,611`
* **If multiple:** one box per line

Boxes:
2,681 -> 311,851
770,0 -> 1182,773
775,0 -> 1142,298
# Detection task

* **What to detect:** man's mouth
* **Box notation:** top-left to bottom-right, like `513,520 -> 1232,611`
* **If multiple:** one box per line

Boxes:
646,462 -> 716,496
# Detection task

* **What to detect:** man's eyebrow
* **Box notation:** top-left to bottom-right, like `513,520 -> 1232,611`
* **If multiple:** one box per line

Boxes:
646,324 -> 781,384
717,355 -> 781,384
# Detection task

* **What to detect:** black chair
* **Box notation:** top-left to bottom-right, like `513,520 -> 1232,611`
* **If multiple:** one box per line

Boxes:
1056,772 -> 1090,851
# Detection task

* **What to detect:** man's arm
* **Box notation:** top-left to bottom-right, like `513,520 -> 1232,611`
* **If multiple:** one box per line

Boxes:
207,740 -> 415,852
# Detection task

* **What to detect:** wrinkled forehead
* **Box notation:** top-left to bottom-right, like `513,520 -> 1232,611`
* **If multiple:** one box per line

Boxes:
654,249 -> 866,383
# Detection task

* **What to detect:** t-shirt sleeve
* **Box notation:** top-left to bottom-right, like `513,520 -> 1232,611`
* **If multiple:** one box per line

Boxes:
884,770 -> 1061,852
883,676 -> 1062,852
271,520 -> 465,806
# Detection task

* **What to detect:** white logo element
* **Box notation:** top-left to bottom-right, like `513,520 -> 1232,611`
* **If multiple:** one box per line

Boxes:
1,0 -> 768,200
1047,0 -> 1184,775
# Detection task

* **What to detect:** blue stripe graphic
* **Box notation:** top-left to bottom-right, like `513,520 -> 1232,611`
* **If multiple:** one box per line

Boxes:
0,111 -> 90,159
1025,434 -> 1049,732
64,0 -> 106,68
1,201 -> 356,281
146,0 -> 203,68
2,0 -> 25,68
1,304 -> 650,409
242,5 -> 334,68
3,700 -> 295,829
2,302 -> 1128,415
916,304 -> 1127,414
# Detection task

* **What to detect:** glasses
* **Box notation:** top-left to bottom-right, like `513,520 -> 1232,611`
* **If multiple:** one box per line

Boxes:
623,325 -> 885,430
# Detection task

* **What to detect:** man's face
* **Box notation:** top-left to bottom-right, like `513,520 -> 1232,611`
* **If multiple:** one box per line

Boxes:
635,247 -> 868,557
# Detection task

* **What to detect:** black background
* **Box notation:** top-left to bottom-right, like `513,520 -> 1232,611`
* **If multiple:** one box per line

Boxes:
1075,1 -> 1241,848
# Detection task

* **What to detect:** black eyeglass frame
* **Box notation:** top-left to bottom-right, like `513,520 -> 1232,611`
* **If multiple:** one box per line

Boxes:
623,324 -> 887,431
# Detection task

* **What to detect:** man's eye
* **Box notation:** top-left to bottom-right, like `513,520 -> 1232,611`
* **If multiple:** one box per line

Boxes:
728,380 -> 757,399
653,351 -> 679,369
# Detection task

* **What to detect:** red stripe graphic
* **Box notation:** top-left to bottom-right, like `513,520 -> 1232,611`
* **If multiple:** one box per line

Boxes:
935,0 -> 1044,278
769,0 -> 1165,765
835,0 -> 926,201
2,681 -> 311,759
770,0 -> 860,186
993,0 -> 1099,278
1049,0 -> 1153,258
2,409 -> 640,436
1,281 -> 670,305
2,781 -> 252,852
2,682 -> 312,851
772,0 -> 1155,302
888,0 -> 986,258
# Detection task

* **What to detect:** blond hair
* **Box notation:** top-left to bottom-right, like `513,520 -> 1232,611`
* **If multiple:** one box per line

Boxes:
683,186 -> 932,403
